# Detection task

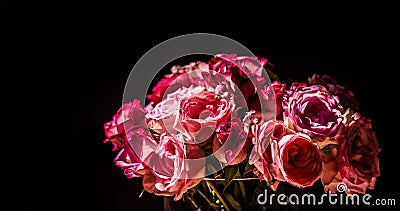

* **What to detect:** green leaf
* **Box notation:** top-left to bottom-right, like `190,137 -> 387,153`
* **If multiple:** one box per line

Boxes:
196,187 -> 221,211
224,192 -> 242,211
238,181 -> 247,205
238,157 -> 249,177
238,163 -> 245,178
266,68 -> 279,82
243,163 -> 254,178
223,165 -> 239,193
233,182 -> 240,198
321,144 -> 337,153
183,192 -> 199,210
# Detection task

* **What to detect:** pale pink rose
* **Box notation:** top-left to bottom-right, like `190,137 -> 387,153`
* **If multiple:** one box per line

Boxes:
212,120 -> 249,165
147,86 -> 233,143
143,133 -> 205,201
276,134 -> 323,188
146,86 -> 204,136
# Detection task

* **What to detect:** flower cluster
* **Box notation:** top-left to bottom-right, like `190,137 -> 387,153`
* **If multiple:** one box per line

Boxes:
103,54 -> 380,203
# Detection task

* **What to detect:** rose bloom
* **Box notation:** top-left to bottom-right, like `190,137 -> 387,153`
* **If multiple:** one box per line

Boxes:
250,81 -> 286,120
104,100 -> 157,178
179,90 -> 230,142
104,100 -> 148,150
283,84 -> 345,141
276,134 -> 323,188
113,129 -> 156,178
146,86 -> 204,136
250,120 -> 322,188
147,76 -> 180,105
308,74 -> 360,111
268,81 -> 286,120
249,120 -> 288,185
147,62 -> 208,104
212,120 -> 249,165
209,54 -> 269,104
209,54 -> 268,79
325,113 -> 380,194
143,133 -> 205,201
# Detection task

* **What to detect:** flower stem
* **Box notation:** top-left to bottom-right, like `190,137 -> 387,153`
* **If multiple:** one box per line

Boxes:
197,189 -> 219,211
184,194 -> 200,210
206,180 -> 231,211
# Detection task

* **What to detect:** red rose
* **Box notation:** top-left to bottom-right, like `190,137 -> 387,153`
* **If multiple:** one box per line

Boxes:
277,134 -> 323,188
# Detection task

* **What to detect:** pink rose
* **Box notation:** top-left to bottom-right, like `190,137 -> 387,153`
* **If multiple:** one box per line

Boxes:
251,81 -> 286,120
209,54 -> 268,79
147,76 -> 179,105
143,133 -> 205,201
308,74 -> 360,111
147,62 -> 208,104
269,81 -> 286,120
104,100 -> 148,150
283,85 -> 345,141
209,54 -> 269,104
325,113 -> 380,194
114,147 -> 144,178
250,122 -> 323,189
113,128 -> 155,178
249,120 -> 288,185
179,90 -> 230,140
146,86 -> 204,137
212,120 -> 249,165
276,134 -> 323,188
104,100 -> 157,178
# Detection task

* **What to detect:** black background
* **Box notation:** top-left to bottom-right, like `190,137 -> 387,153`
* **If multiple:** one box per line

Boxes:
2,1 -> 399,210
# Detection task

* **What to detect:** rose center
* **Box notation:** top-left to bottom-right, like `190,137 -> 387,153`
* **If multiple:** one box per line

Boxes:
164,140 -> 176,156
183,99 -> 224,119
303,97 -> 335,125
350,138 -> 373,174
281,138 -> 321,185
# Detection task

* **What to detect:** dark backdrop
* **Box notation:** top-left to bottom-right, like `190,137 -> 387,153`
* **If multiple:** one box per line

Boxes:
2,1 -> 399,211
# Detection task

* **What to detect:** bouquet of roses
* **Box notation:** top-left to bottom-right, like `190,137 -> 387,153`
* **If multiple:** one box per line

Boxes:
103,54 -> 380,210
